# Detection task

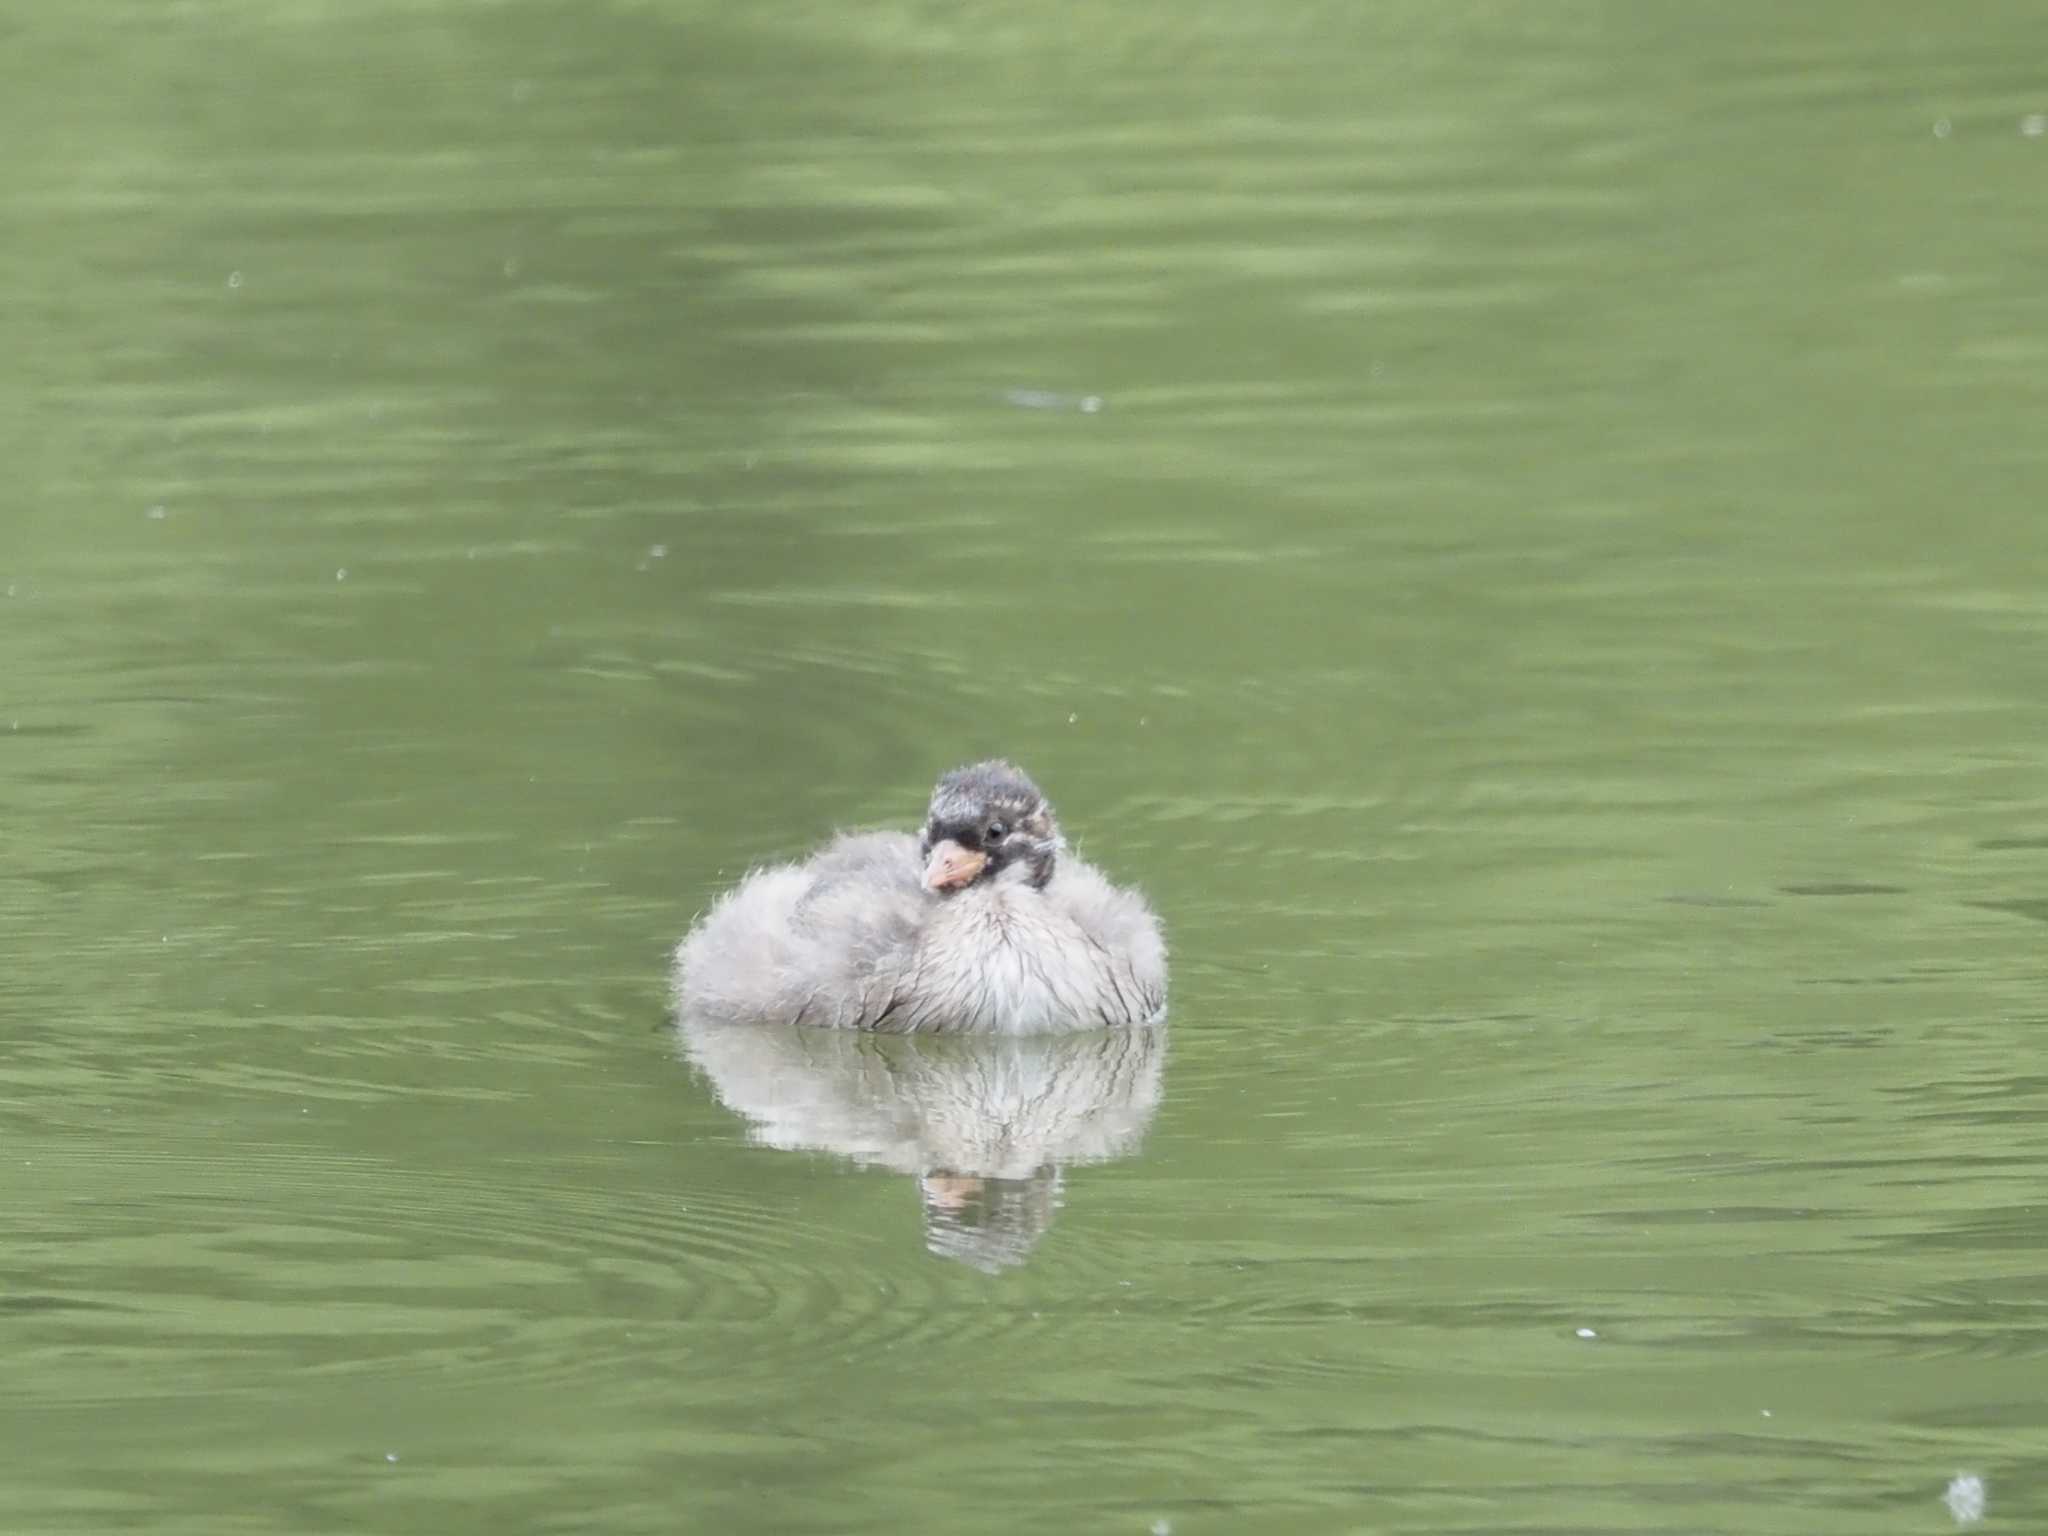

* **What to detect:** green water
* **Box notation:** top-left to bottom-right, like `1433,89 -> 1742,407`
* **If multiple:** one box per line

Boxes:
7,2 -> 2048,1531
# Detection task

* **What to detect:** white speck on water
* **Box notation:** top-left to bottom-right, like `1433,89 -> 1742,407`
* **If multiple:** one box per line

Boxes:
648,543 -> 667,559
145,504 -> 167,520
1945,1473 -> 1986,1525
1006,388 -> 1105,413
1067,713 -> 1078,724
1150,1521 -> 1172,1536
1933,117 -> 1953,139
335,568 -> 348,582
385,1453 -> 400,1464
1575,1327 -> 1598,1339
1760,1408 -> 1772,1418
2022,114 -> 2046,138
227,270 -> 244,289
502,256 -> 521,279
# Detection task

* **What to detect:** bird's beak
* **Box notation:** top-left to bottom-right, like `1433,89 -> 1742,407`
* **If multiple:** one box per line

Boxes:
923,839 -> 988,892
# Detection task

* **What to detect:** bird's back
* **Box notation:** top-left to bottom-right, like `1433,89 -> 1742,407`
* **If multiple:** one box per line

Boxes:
674,831 -> 927,1027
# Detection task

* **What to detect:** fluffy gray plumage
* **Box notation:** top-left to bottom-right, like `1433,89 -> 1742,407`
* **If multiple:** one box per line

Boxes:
673,761 -> 1167,1033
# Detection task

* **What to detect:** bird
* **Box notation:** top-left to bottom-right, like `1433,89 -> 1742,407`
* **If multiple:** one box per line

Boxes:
672,760 -> 1167,1033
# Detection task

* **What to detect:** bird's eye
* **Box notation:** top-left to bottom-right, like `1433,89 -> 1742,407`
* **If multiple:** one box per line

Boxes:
985,821 -> 1008,844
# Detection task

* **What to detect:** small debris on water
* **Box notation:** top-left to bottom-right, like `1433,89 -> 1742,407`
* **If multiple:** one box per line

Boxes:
1760,1409 -> 1772,1418
145,504 -> 167,520
384,1453 -> 400,1464
1944,1473 -> 1985,1525
648,543 -> 667,559
1003,389 -> 1105,414
227,270 -> 244,290
335,568 -> 348,582
2022,114 -> 2045,138
1150,1521 -> 1172,1536
1575,1327 -> 1598,1339
1933,117 -> 1953,139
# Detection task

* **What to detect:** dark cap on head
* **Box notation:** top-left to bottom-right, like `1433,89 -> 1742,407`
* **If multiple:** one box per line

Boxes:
928,760 -> 1043,822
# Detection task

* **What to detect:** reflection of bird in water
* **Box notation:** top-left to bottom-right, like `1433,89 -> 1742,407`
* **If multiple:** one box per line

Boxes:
673,761 -> 1167,1033
919,1170 -> 1064,1275
677,1014 -> 1166,1272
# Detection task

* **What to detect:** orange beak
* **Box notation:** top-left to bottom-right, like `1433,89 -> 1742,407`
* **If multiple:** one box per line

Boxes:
923,838 -> 989,892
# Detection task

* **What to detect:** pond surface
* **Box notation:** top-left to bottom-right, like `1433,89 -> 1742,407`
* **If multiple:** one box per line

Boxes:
6,2 -> 2048,1531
